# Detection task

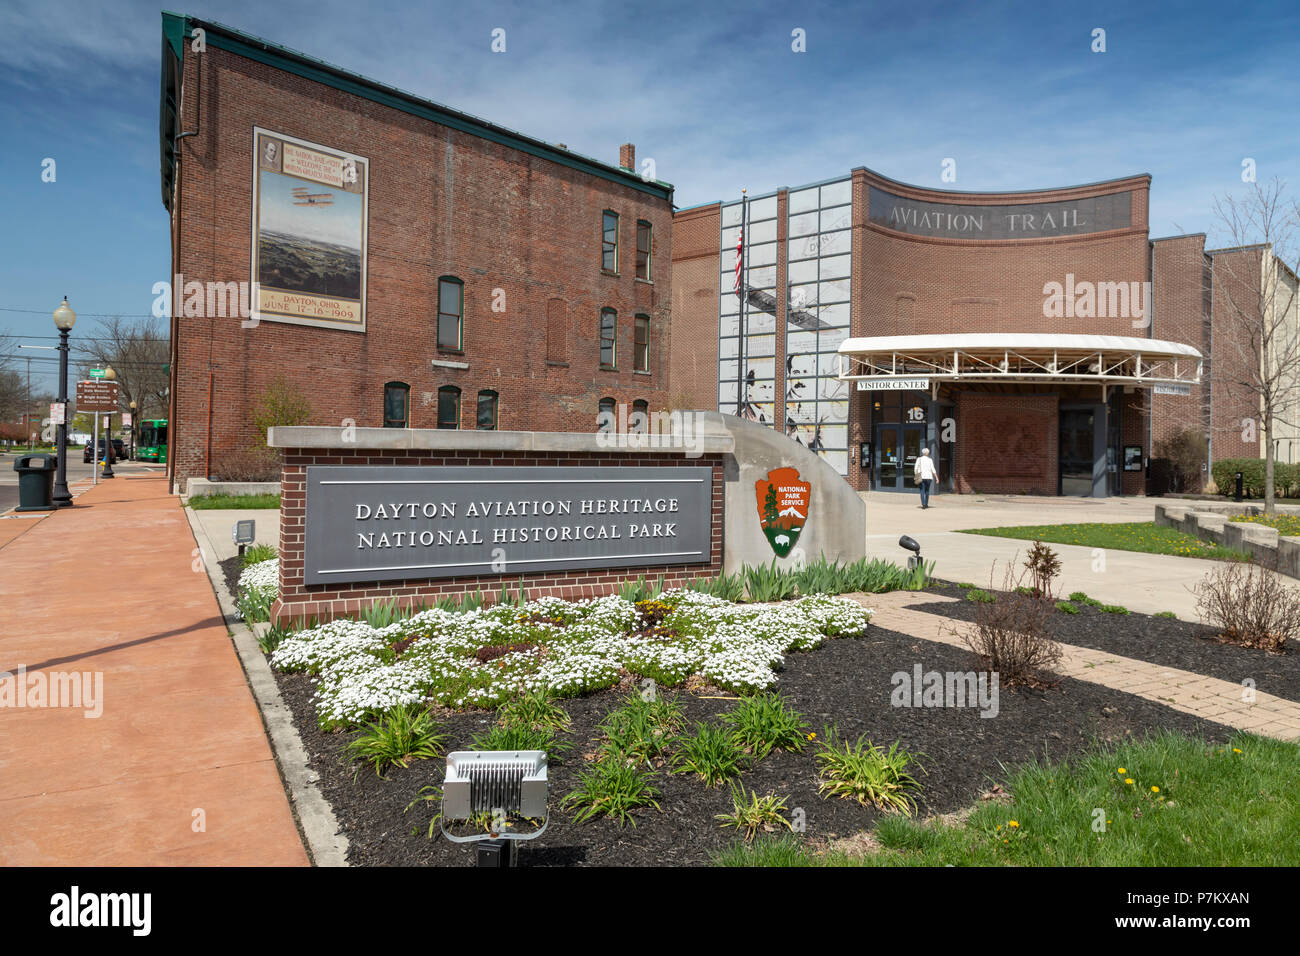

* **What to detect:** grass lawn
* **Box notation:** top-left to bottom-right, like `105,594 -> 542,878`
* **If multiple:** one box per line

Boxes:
1231,512 -> 1300,537
716,732 -> 1300,866
959,521 -> 1249,560
189,492 -> 280,510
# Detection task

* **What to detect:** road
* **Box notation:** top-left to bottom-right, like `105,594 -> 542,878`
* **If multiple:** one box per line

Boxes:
0,451 -> 163,511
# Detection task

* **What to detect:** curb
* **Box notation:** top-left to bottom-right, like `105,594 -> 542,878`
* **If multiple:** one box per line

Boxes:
185,506 -> 349,867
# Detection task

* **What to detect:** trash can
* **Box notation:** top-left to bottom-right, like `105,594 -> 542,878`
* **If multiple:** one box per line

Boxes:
13,455 -> 56,512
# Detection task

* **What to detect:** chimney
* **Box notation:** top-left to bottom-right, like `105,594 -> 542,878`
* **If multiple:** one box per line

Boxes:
619,143 -> 635,172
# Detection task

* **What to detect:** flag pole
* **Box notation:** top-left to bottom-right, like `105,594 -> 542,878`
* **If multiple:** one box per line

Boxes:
738,188 -> 747,417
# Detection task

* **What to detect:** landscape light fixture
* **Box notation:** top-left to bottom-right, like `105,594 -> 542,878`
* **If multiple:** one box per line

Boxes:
899,534 -> 922,570
51,297 -> 76,506
441,750 -> 549,867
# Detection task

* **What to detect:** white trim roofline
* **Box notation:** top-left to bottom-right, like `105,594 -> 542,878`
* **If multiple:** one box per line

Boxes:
838,333 -> 1201,358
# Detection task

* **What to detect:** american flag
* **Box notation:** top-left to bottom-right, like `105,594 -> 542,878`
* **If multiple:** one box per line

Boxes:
734,222 -> 743,298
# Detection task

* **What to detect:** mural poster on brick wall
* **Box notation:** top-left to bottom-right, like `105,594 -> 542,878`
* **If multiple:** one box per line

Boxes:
251,128 -> 369,332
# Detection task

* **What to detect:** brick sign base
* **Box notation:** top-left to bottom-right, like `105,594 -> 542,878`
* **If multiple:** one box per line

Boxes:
269,430 -> 727,626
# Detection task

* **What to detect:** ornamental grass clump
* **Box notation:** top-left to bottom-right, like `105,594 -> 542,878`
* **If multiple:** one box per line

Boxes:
1195,561 -> 1300,652
716,783 -> 794,842
721,691 -> 810,760
345,705 -> 448,777
815,727 -> 924,815
560,757 -> 662,826
670,722 -> 749,787
598,693 -> 686,766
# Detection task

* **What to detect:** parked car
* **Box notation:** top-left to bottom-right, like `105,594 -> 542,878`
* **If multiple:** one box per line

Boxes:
83,439 -> 117,464
112,438 -> 128,461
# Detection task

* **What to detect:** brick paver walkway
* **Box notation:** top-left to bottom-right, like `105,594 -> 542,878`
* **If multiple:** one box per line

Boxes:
850,591 -> 1300,741
0,475 -> 308,865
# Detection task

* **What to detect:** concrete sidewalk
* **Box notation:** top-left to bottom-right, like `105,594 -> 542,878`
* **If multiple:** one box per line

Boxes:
0,476 -> 308,865
863,492 -> 1235,617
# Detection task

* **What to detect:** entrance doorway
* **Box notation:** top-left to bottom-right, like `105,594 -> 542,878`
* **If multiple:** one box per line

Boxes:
1059,409 -> 1095,496
876,424 -> 925,491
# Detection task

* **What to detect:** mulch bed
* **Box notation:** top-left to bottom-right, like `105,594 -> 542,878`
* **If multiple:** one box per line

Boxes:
270,622 -> 1235,867
220,555 -> 243,602
916,582 -> 1300,704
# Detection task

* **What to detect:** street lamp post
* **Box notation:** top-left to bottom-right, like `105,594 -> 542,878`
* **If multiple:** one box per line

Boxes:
52,297 -> 76,507
101,366 -> 116,478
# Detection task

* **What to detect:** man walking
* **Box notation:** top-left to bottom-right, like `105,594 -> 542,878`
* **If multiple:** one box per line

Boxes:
914,446 -> 938,509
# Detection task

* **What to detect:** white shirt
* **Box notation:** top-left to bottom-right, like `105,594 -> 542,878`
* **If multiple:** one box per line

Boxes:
914,454 -> 938,481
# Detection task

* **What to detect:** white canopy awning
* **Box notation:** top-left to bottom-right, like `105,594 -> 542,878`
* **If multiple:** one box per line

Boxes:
837,332 -> 1202,389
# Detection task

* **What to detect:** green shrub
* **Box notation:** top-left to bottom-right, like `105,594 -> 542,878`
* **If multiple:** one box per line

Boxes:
721,692 -> 809,760
1067,591 -> 1089,602
1211,458 -> 1300,499
815,728 -> 925,815
345,706 -> 448,776
1055,601 -> 1079,614
561,757 -> 661,826
671,723 -> 748,787
716,783 -> 794,843
1098,604 -> 1130,615
966,588 -> 995,603
956,582 -> 977,590
1155,611 -> 1177,619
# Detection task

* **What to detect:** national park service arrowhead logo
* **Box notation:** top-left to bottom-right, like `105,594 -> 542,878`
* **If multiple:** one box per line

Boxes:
755,467 -> 811,558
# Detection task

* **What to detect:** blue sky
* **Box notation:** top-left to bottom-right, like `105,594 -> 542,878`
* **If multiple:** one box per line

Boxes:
2,0 -> 1298,392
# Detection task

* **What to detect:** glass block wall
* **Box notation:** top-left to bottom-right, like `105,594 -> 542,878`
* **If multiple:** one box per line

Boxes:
784,178 -> 852,474
719,193 -> 779,427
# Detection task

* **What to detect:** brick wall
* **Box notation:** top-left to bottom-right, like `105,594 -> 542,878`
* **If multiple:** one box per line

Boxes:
170,42 -> 675,490
953,392 -> 1059,495
271,449 -> 725,625
668,203 -> 722,411
1208,247 -> 1266,463
1149,234 -> 1210,480
854,168 -> 1151,340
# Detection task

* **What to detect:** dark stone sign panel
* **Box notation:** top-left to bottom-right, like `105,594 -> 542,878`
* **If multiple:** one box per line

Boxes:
868,186 -> 1132,240
303,465 -> 714,586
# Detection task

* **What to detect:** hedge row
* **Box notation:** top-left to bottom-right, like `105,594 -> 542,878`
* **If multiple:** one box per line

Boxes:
1212,458 -> 1300,498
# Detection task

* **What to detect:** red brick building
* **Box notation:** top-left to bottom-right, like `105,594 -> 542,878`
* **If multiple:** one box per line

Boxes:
673,168 -> 1210,496
159,14 -> 674,491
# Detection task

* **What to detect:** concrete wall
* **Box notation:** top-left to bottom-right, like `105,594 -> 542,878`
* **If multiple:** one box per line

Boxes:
710,413 -> 866,574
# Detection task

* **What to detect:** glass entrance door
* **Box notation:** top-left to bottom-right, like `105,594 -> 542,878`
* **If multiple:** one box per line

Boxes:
1059,409 -> 1095,496
876,424 -> 926,491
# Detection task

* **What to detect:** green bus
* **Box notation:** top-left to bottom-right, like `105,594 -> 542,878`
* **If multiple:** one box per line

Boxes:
137,419 -> 168,463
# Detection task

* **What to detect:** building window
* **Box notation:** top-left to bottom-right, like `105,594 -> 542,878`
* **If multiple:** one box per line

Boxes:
636,220 -> 652,280
437,276 -> 463,351
634,315 -> 650,372
602,210 -> 619,273
600,308 -> 617,369
598,396 -> 616,431
631,399 -> 649,433
476,389 -> 499,430
383,381 -> 409,428
437,385 -> 461,429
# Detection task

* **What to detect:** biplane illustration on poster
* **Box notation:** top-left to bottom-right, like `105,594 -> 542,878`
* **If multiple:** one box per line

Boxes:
251,128 -> 369,332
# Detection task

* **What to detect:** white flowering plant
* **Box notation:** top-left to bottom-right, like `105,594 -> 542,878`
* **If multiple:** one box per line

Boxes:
256,561 -> 874,730
237,557 -> 280,623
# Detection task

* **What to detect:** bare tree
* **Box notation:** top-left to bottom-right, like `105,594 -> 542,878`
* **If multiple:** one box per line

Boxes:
0,328 -> 25,427
74,316 -> 170,422
1209,178 -> 1300,513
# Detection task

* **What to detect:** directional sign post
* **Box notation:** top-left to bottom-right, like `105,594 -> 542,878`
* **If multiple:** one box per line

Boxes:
75,380 -> 119,412
89,368 -> 107,379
